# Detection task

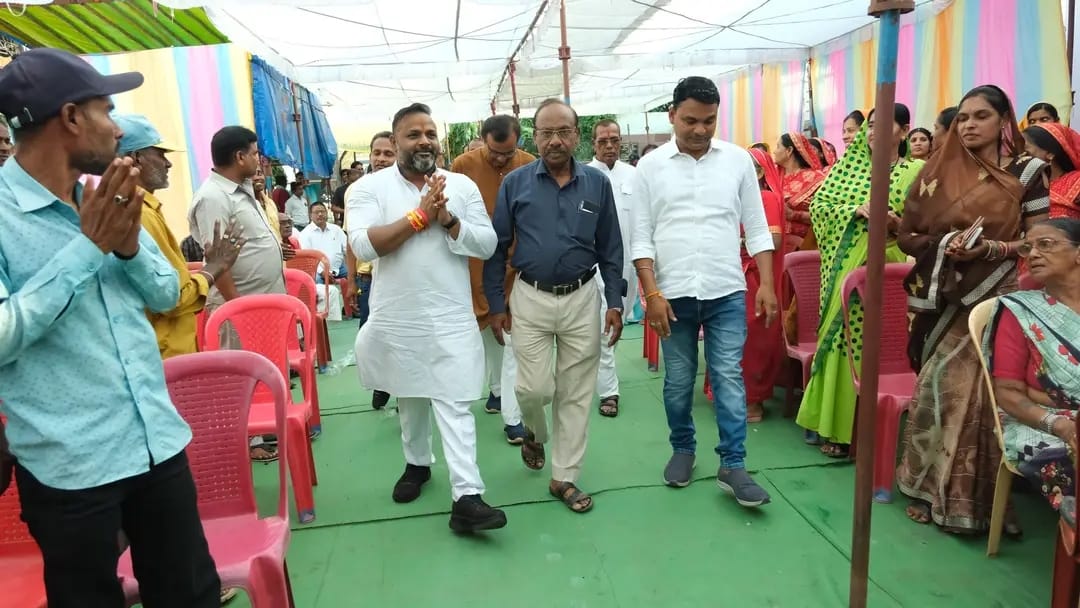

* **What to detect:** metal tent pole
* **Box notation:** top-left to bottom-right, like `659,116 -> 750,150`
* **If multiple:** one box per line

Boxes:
558,0 -> 571,103
849,2 -> 914,607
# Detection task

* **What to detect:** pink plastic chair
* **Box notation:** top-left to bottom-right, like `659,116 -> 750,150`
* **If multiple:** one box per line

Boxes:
0,469 -> 47,608
284,269 -> 323,434
285,250 -> 334,368
204,294 -> 319,523
840,262 -> 917,503
782,250 -> 822,417
119,350 -> 295,607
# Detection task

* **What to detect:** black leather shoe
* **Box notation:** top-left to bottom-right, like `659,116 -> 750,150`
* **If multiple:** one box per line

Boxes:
372,390 -> 391,410
392,464 -> 431,503
449,494 -> 507,533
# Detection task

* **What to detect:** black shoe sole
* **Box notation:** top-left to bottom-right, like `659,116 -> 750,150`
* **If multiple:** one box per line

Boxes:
449,511 -> 507,533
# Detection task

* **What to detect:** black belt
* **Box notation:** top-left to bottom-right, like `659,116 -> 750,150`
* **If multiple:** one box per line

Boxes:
519,267 -> 596,296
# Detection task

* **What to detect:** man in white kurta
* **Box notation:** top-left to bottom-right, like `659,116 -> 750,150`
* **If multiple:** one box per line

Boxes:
347,102 -> 507,533
587,120 -> 637,418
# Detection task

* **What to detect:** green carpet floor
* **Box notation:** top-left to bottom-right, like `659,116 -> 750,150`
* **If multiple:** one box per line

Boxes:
225,322 -> 1055,607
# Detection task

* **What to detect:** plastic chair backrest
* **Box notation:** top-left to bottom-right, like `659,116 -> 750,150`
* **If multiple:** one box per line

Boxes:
164,351 -> 290,521
284,269 -> 318,352
285,269 -> 319,319
0,471 -> 34,548
968,298 -> 1009,456
782,249 -> 822,344
203,294 -> 314,397
840,262 -> 915,379
286,250 -> 333,303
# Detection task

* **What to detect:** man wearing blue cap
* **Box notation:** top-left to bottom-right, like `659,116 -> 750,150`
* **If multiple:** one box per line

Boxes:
0,48 -> 221,607
114,113 -> 243,359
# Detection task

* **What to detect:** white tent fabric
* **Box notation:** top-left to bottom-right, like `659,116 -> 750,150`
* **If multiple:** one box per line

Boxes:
158,0 -> 916,125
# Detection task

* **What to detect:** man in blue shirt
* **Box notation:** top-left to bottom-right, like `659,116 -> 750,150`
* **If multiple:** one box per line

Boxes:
0,48 -> 219,607
483,99 -> 624,514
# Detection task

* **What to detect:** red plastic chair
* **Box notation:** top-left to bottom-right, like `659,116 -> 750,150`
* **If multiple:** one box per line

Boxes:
782,249 -> 822,416
284,269 -> 323,432
204,294 -> 319,524
0,470 -> 47,608
840,262 -> 917,503
119,350 -> 296,607
286,250 -> 334,369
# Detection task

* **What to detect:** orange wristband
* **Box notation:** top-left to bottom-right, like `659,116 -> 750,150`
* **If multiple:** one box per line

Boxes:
645,290 -> 663,300
414,208 -> 429,226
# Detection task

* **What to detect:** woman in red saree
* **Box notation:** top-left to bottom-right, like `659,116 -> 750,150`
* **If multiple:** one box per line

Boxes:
703,149 -> 785,421
1022,122 -> 1080,219
775,133 -> 826,344
773,132 -> 826,247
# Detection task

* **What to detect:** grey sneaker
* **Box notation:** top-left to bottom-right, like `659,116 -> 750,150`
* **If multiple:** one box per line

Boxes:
663,453 -> 695,487
717,467 -> 771,507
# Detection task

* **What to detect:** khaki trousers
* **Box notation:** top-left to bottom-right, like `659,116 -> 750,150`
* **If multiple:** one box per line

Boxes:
510,276 -> 600,483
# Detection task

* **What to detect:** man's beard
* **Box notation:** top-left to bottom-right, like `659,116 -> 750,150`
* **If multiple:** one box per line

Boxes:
407,149 -> 436,174
73,147 -> 118,176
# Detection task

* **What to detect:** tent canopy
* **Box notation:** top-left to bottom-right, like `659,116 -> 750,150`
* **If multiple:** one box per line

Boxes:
155,0 -> 893,123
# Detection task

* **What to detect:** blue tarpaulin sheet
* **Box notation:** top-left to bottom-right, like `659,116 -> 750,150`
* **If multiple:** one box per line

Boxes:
251,55 -> 338,177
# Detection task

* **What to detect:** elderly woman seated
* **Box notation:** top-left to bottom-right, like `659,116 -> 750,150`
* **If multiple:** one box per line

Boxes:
986,218 -> 1080,522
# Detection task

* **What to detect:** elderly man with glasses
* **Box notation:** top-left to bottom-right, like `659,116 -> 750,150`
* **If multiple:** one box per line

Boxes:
484,99 -> 624,514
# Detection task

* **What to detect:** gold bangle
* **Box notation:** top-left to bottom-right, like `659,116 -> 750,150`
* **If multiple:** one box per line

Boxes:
645,290 -> 663,300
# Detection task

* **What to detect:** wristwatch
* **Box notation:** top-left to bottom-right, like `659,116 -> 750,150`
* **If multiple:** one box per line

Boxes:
441,213 -> 460,230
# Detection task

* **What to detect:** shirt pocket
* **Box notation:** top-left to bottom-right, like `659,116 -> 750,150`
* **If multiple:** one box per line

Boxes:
571,200 -> 600,242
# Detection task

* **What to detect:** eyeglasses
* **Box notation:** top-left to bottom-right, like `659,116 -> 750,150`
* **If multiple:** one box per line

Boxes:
487,148 -> 517,160
535,128 -> 577,141
595,137 -> 621,147
1017,237 -> 1080,257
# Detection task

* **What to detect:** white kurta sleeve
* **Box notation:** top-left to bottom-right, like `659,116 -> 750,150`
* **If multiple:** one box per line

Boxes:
445,180 -> 496,260
346,178 -> 383,263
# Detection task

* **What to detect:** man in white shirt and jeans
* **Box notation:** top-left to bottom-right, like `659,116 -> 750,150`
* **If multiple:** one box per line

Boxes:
631,76 -> 778,507
587,120 -> 636,419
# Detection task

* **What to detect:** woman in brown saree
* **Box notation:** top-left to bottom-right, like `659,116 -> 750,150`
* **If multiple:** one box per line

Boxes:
896,85 -> 1051,532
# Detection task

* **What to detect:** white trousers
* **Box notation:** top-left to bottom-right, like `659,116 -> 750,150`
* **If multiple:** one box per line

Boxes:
481,327 -> 522,426
595,272 -> 620,399
397,397 -> 485,500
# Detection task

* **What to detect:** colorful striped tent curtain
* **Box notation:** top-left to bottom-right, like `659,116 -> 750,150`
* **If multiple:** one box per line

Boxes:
811,0 -> 1069,150
715,61 -> 806,149
84,44 -> 254,236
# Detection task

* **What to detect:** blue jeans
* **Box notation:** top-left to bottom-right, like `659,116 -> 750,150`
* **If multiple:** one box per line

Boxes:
356,275 -> 372,327
661,293 -> 748,469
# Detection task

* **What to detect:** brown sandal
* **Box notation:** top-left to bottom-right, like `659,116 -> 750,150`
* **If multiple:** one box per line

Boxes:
521,430 -> 545,470
599,396 -> 619,418
550,481 -> 593,513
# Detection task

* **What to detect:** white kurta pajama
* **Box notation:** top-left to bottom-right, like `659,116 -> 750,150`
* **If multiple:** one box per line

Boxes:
588,158 -> 637,399
347,167 -> 496,500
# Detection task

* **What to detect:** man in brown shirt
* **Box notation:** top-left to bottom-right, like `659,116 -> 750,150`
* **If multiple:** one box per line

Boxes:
451,115 -> 534,444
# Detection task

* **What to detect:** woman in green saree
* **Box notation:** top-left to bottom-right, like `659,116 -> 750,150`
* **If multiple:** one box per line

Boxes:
796,103 -> 924,455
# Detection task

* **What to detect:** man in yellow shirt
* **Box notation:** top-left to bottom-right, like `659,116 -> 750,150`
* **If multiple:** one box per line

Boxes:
115,114 -> 242,359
